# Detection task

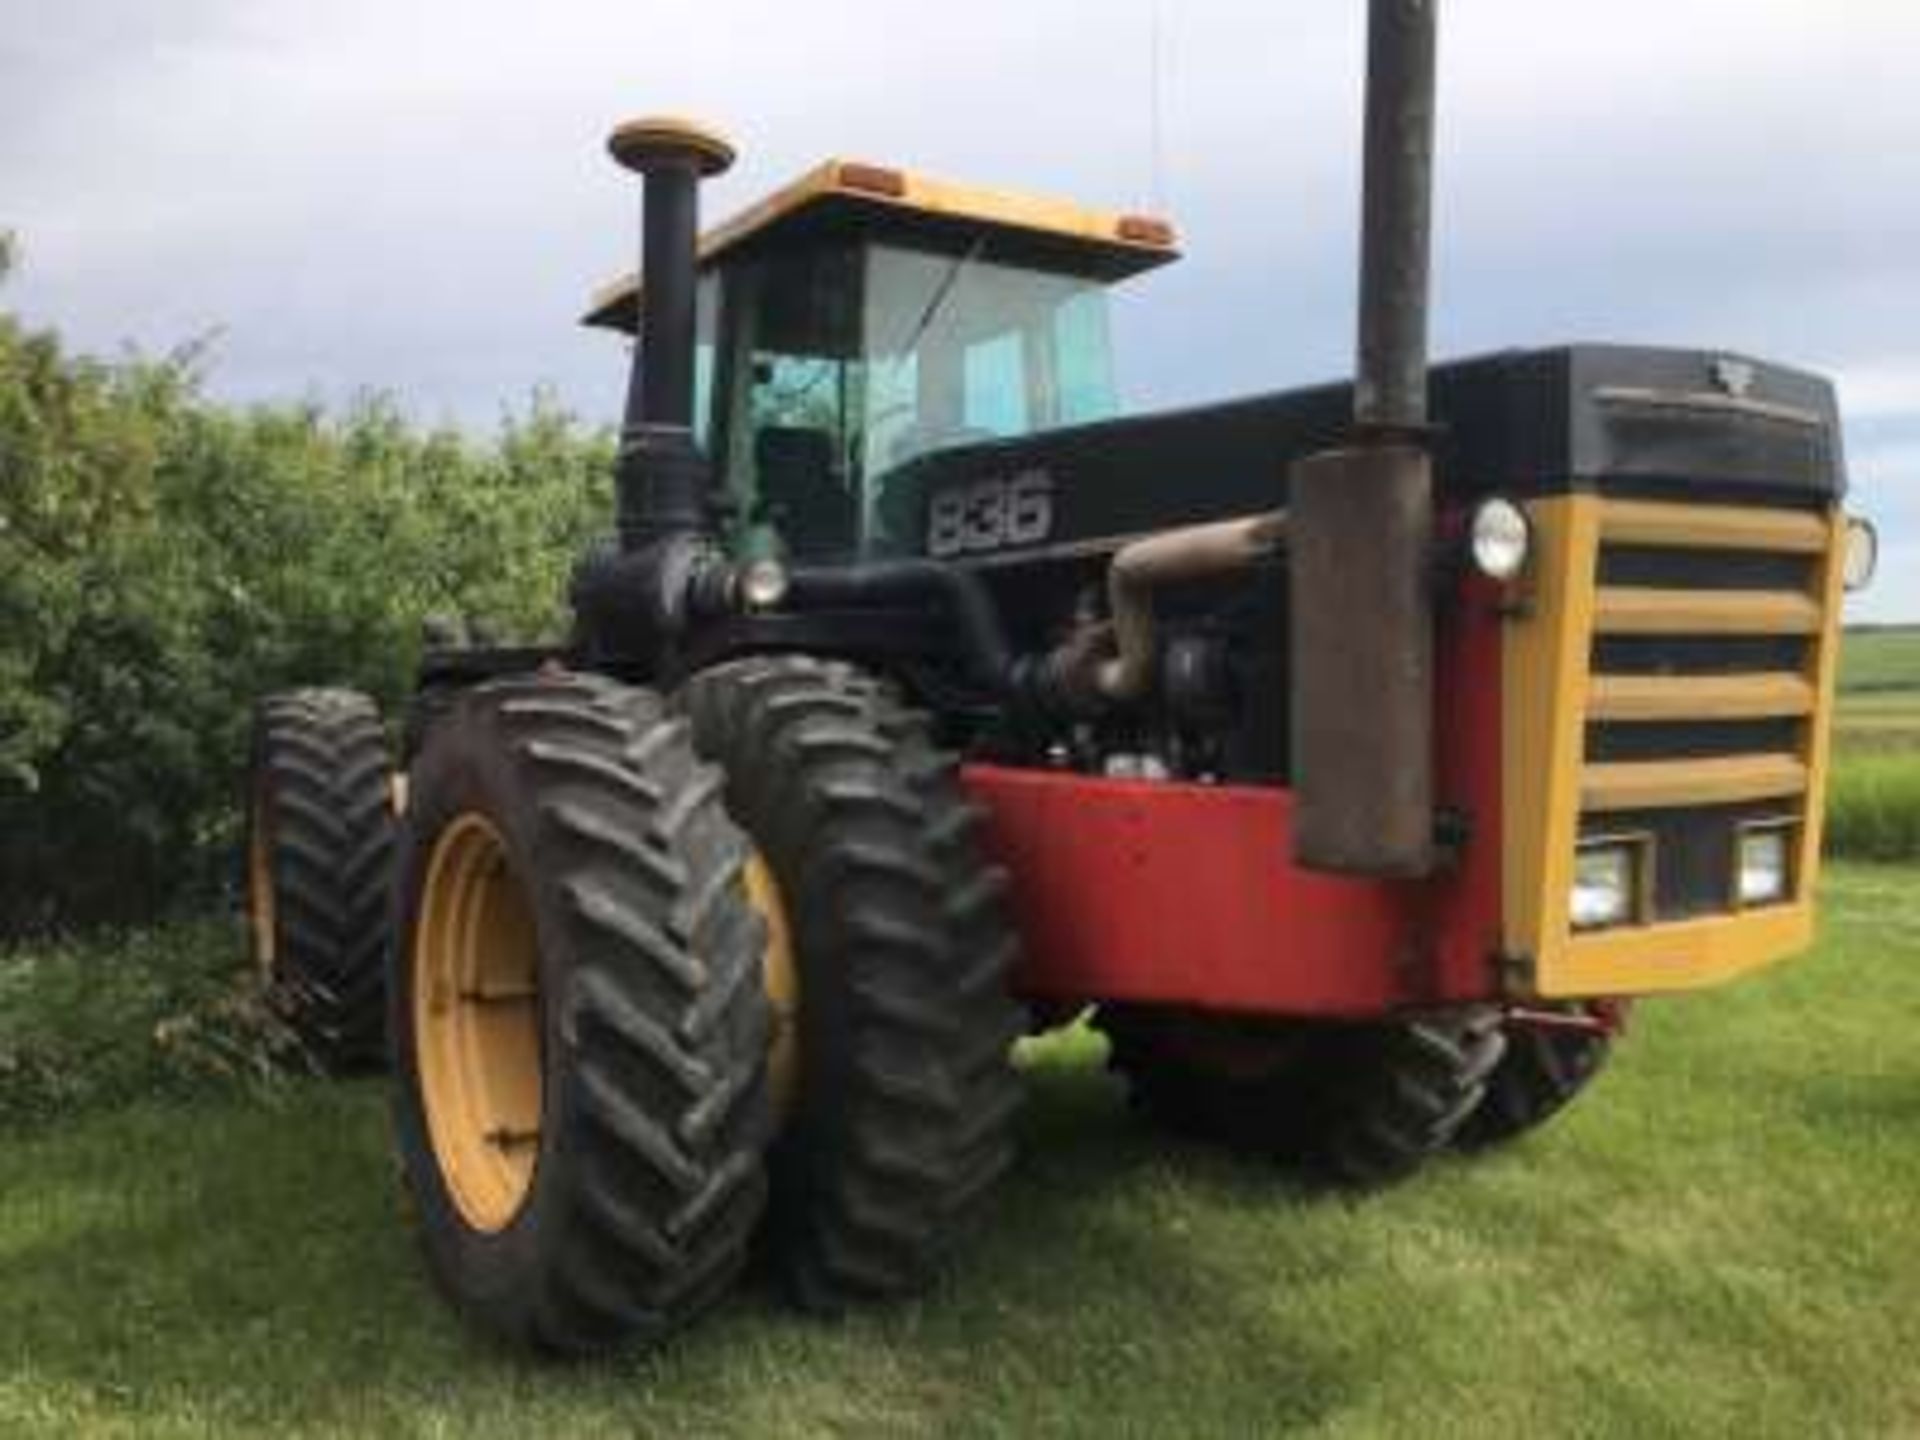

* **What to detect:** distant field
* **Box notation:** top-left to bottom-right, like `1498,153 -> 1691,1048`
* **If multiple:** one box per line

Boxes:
1839,625 -> 1920,695
1830,630 -> 1920,860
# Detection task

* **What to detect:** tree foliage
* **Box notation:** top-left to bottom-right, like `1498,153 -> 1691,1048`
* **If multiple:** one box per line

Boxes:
0,254 -> 614,933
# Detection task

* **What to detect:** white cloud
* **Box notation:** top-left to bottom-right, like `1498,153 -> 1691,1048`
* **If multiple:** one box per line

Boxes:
1835,362 -> 1920,423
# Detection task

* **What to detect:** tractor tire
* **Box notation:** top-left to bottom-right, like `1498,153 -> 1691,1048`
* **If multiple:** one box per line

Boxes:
682,656 -> 1025,1313
245,688 -> 394,1072
1453,1006 -> 1619,1152
1099,1005 -> 1506,1187
391,672 -> 772,1355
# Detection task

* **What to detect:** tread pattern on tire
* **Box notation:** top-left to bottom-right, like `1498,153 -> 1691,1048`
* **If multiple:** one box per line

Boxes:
248,687 -> 394,1071
1454,1007 -> 1615,1151
393,671 -> 772,1355
1100,1005 -> 1506,1188
682,655 -> 1025,1312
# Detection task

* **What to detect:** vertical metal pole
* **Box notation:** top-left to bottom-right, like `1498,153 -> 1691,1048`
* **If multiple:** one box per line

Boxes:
639,164 -> 700,430
1353,0 -> 1436,434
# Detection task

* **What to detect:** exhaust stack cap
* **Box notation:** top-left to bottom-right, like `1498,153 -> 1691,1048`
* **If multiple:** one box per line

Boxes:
608,116 -> 736,178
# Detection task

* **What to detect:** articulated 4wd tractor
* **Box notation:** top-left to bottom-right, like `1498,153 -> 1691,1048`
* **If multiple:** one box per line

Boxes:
243,3 -> 1874,1353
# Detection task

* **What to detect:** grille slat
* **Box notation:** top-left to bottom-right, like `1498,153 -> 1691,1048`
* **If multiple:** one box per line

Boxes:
1588,672 -> 1813,721
1582,754 -> 1807,812
1593,588 -> 1822,636
1597,500 -> 1829,553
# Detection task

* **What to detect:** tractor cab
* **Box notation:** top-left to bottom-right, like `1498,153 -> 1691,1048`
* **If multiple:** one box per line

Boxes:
585,161 -> 1177,559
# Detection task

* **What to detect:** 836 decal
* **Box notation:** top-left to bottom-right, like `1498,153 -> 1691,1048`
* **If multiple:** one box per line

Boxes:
926,470 -> 1056,557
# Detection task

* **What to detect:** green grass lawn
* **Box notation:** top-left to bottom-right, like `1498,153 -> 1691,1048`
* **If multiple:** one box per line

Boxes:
3,865 -> 1918,1438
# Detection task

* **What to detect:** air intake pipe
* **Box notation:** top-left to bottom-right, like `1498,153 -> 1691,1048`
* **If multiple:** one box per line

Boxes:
573,116 -> 741,660
1288,0 -> 1439,877
607,116 -> 733,547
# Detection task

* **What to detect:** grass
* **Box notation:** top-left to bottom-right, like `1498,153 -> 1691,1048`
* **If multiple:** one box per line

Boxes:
2,864 -> 1919,1437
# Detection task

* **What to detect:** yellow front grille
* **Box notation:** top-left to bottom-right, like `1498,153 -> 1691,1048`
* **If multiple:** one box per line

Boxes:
1581,499 -> 1831,829
1502,495 -> 1846,998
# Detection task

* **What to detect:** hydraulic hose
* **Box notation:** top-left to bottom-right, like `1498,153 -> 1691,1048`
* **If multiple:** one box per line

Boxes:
784,560 -> 1018,695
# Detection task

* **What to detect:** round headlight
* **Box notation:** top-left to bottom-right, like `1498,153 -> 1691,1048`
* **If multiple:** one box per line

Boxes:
1843,517 -> 1878,592
738,557 -> 791,611
1470,498 -> 1532,581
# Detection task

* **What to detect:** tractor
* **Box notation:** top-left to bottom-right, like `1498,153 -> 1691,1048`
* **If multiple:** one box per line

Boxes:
241,2 -> 1875,1353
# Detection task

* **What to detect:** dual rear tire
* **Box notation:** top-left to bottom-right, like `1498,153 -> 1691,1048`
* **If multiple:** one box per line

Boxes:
245,689 -> 394,1072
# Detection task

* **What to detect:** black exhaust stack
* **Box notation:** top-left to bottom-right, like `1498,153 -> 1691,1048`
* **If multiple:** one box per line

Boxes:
607,116 -> 734,549
1289,0 -> 1439,877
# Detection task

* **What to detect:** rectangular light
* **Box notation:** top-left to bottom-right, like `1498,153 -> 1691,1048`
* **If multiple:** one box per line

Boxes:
1572,840 -> 1644,931
1737,825 -> 1793,907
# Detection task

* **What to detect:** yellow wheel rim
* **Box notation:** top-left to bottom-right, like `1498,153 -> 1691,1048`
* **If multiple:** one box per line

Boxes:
413,812 -> 544,1234
247,790 -> 277,978
744,850 -> 801,1125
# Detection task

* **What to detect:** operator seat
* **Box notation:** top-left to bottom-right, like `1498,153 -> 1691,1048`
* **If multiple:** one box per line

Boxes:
754,425 -> 858,556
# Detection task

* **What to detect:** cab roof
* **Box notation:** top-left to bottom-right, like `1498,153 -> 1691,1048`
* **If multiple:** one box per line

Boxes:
582,158 -> 1179,334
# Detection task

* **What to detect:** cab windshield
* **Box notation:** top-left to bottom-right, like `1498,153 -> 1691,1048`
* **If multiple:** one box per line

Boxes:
706,240 -> 1117,560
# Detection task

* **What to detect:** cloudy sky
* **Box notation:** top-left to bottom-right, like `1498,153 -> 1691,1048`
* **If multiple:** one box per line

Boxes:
3,0 -> 1916,617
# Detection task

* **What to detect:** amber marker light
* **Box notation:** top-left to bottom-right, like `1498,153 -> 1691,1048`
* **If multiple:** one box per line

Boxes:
1117,215 -> 1177,247
837,163 -> 908,198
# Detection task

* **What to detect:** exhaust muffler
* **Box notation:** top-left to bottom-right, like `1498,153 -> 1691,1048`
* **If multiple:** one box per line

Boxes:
1290,0 -> 1439,878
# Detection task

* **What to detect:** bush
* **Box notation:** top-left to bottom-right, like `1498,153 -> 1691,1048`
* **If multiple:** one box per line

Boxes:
0,916 -> 287,1128
0,241 -> 615,935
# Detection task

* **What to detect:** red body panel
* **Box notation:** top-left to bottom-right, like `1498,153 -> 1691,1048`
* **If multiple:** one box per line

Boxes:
964,576 -> 1507,1018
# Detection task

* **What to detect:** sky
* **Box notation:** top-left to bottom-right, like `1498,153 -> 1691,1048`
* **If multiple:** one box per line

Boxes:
3,0 -> 1916,618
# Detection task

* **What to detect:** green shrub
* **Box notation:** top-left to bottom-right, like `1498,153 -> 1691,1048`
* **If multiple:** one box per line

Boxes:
0,242 -> 614,934
0,916 -> 304,1128
1825,753 -> 1920,863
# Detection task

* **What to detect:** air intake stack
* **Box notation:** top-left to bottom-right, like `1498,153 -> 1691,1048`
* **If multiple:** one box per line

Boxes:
1289,0 -> 1439,877
606,116 -> 734,548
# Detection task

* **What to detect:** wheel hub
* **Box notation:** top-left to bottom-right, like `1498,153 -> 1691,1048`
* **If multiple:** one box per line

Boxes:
414,812 -> 544,1233
246,790 -> 277,976
743,849 -> 801,1124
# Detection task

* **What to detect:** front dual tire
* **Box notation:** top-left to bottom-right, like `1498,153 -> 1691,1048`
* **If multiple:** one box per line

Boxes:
392,662 -> 1026,1353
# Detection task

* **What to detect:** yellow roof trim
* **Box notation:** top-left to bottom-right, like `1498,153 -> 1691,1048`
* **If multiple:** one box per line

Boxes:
584,159 -> 1178,331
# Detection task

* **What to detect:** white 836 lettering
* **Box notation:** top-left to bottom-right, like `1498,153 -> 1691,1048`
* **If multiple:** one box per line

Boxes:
926,470 -> 1055,557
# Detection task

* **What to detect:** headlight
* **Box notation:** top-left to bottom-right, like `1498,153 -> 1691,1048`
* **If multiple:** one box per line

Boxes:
1843,517 -> 1878,592
1571,841 -> 1642,931
737,557 -> 791,611
1469,498 -> 1532,581
1737,826 -> 1792,907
